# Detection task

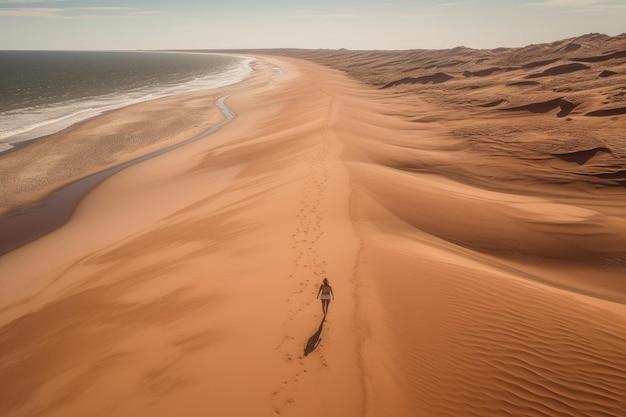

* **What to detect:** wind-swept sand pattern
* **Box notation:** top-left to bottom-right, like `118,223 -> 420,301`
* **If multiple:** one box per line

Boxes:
1,34 -> 626,417
275,34 -> 626,416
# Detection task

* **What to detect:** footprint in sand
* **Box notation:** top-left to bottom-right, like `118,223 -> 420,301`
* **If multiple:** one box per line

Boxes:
273,95 -> 336,412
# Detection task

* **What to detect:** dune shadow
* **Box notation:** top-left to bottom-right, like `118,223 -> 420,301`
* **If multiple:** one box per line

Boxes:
381,72 -> 453,88
303,317 -> 325,356
525,62 -> 590,78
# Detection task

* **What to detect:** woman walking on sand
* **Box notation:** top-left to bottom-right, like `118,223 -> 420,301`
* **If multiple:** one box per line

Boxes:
317,278 -> 334,316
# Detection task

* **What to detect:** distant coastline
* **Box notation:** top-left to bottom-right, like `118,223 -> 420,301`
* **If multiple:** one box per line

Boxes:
0,94 -> 236,256
0,51 -> 253,153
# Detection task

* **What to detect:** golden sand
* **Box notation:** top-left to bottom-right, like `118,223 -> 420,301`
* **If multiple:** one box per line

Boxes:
1,35 -> 626,416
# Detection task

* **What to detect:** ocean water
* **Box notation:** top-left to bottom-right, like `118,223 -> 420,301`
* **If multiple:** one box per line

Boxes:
0,51 -> 253,152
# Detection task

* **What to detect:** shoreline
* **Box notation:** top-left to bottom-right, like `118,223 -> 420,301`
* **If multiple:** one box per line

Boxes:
0,57 -> 275,218
0,95 -> 236,256
0,52 -> 254,153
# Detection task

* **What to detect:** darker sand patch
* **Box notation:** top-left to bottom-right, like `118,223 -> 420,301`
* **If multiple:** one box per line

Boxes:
526,63 -> 591,78
382,72 -> 454,88
553,147 -> 612,164
571,50 -> 626,63
503,97 -> 562,114
586,106 -> 626,117
557,98 -> 580,117
594,170 -> 626,180
172,331 -> 217,353
599,70 -> 618,78
479,99 -> 506,108
463,67 -> 516,77
521,58 -> 561,69
582,170 -> 626,187
502,97 -> 578,116
506,81 -> 541,87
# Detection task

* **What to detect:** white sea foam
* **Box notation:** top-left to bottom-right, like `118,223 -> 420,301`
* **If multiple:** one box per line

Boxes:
0,55 -> 253,152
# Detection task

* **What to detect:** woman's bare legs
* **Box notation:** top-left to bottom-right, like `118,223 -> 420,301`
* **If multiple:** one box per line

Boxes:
322,299 -> 330,315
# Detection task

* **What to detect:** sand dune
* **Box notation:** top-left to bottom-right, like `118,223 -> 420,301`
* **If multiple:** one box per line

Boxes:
1,34 -> 626,417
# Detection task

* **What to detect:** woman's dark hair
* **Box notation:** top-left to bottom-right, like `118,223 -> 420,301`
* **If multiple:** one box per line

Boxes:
323,278 -> 329,285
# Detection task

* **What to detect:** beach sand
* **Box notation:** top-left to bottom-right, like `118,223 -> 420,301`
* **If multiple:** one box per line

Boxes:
1,35 -> 626,417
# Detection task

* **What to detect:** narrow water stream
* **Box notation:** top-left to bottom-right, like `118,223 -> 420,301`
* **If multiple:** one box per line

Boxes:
0,95 -> 235,256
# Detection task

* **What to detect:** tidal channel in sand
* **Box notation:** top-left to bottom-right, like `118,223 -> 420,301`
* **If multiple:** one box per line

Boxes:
0,96 -> 235,256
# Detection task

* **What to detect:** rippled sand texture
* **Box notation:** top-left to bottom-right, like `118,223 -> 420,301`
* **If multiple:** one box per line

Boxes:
1,34 -> 626,417
275,34 -> 626,416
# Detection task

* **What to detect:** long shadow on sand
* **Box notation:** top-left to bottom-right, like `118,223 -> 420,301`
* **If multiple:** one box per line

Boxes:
304,317 -> 325,356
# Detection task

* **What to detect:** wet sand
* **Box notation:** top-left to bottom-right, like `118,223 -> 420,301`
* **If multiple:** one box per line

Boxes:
1,35 -> 626,417
0,96 -> 236,256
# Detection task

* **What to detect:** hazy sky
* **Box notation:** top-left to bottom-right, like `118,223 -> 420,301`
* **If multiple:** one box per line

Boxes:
1,0 -> 625,50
